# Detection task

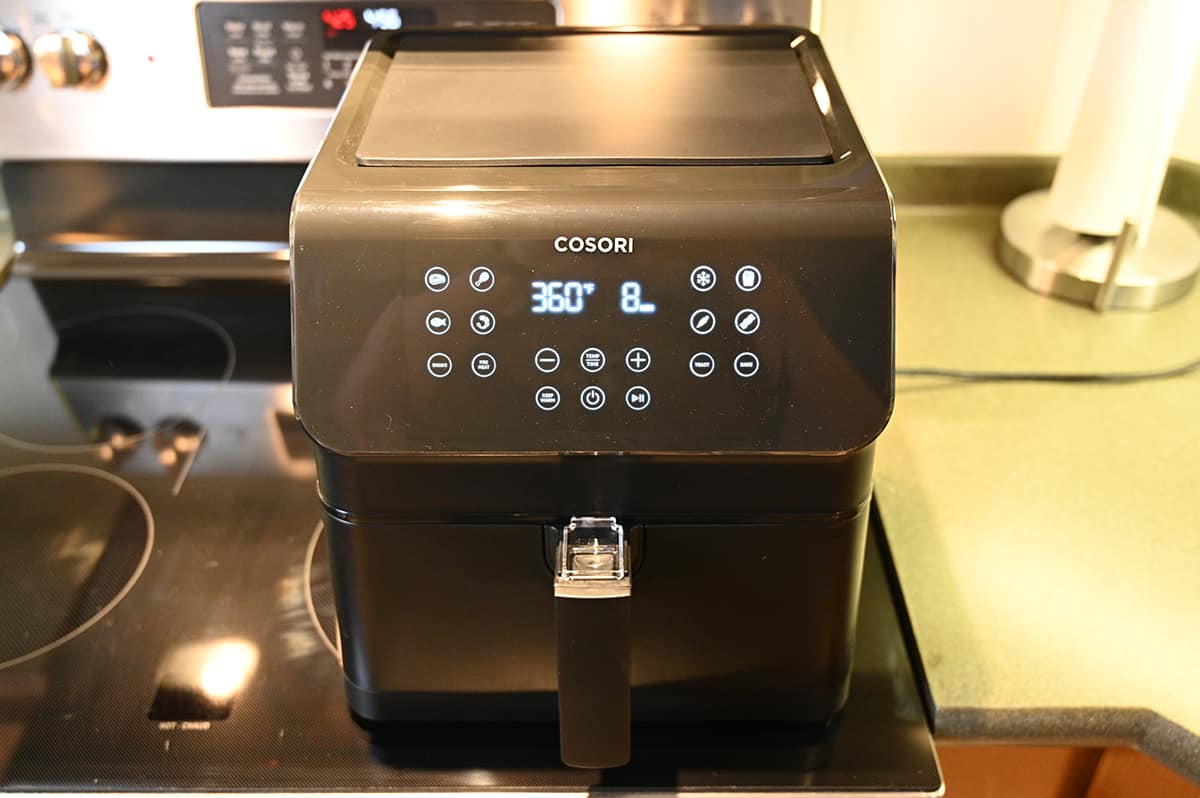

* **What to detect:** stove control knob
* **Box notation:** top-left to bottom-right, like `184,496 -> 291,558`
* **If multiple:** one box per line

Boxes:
0,29 -> 31,90
33,29 -> 107,88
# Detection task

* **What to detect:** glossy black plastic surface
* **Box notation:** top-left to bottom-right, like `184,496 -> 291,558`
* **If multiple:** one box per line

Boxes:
291,28 -> 894,457
555,594 -> 632,768
357,32 -> 833,165
326,511 -> 868,724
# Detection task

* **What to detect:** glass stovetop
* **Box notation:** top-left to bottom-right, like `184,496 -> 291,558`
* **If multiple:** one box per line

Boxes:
0,274 -> 941,795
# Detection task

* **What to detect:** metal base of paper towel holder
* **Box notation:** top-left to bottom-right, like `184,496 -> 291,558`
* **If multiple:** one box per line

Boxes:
998,189 -> 1200,310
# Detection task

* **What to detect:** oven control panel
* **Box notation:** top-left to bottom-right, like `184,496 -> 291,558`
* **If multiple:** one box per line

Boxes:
196,1 -> 556,107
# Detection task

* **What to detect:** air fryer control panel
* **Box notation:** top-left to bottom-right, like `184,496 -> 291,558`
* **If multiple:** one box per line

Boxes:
294,226 -> 891,454
413,245 -> 774,416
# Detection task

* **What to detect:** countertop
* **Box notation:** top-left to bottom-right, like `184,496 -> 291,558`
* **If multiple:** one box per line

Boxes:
876,160 -> 1200,782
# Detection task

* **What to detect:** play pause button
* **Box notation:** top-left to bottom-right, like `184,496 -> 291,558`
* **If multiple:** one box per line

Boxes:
625,386 -> 651,411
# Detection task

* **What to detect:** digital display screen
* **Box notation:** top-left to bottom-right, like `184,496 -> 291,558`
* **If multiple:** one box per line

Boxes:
319,6 -> 413,46
530,280 -> 656,316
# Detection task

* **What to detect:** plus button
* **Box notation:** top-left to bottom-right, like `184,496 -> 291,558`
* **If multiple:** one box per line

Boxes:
625,347 -> 652,374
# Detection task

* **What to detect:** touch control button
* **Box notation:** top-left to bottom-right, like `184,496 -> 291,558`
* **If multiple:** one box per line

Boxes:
469,266 -> 495,292
470,309 -> 496,335
424,266 -> 449,292
427,353 -> 452,378
425,309 -> 451,334
580,347 -> 606,373
534,347 -> 560,373
734,308 -> 761,334
689,352 -> 715,378
690,265 -> 716,292
625,347 -> 651,373
535,386 -> 560,411
580,385 -> 606,411
471,353 -> 496,378
625,386 -> 651,411
734,352 -> 760,377
736,265 -> 762,292
689,309 -> 716,335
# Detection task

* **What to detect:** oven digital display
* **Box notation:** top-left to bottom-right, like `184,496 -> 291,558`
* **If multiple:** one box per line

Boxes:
319,6 -> 404,45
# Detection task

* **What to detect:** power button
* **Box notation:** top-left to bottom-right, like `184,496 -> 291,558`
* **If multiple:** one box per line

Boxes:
580,386 -> 606,411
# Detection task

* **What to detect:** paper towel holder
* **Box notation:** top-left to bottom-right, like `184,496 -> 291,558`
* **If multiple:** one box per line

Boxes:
998,193 -> 1199,311
998,0 -> 1200,312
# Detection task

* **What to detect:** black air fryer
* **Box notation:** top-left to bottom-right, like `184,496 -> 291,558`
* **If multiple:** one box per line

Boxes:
291,27 -> 894,769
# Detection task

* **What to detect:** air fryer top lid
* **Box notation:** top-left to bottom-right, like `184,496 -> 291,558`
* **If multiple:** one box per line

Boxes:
355,31 -> 835,167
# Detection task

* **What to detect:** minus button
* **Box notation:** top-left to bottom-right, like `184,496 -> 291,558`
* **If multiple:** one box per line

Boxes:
534,347 -> 561,373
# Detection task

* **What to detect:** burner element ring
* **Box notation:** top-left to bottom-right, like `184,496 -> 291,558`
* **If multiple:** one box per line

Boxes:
304,520 -> 340,662
0,463 -> 155,671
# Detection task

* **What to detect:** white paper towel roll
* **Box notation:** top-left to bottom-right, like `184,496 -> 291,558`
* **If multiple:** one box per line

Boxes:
1049,0 -> 1200,240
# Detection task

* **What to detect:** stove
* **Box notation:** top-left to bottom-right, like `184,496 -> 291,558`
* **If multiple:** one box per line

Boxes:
0,265 -> 940,794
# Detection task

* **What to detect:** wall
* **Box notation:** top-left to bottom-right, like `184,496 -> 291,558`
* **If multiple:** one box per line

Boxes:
817,0 -> 1200,161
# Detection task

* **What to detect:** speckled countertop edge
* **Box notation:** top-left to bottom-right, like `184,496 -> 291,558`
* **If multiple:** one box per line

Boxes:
878,156 -> 1200,784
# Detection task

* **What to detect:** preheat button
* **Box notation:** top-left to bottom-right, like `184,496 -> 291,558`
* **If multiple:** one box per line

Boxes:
426,353 -> 452,378
580,385 -> 606,411
535,385 -> 560,411
471,353 -> 496,378
534,347 -> 560,373
425,309 -> 451,334
734,352 -> 760,377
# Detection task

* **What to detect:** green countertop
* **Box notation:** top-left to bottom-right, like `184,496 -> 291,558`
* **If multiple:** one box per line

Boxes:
877,161 -> 1200,782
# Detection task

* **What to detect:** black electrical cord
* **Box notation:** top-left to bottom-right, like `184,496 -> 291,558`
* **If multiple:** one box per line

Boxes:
896,354 -> 1200,384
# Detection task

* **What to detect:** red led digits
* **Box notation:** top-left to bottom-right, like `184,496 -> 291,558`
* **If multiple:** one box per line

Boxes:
320,7 -> 358,36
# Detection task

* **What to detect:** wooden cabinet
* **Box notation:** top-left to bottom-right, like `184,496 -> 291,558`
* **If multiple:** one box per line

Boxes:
938,744 -> 1199,798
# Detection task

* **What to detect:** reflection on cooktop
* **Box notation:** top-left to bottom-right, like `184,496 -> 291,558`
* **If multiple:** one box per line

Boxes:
304,522 -> 340,662
0,306 -> 233,454
0,464 -> 153,671
51,307 -> 236,382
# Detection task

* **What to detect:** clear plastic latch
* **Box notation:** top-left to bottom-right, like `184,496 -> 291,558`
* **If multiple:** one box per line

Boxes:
554,516 -> 631,599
